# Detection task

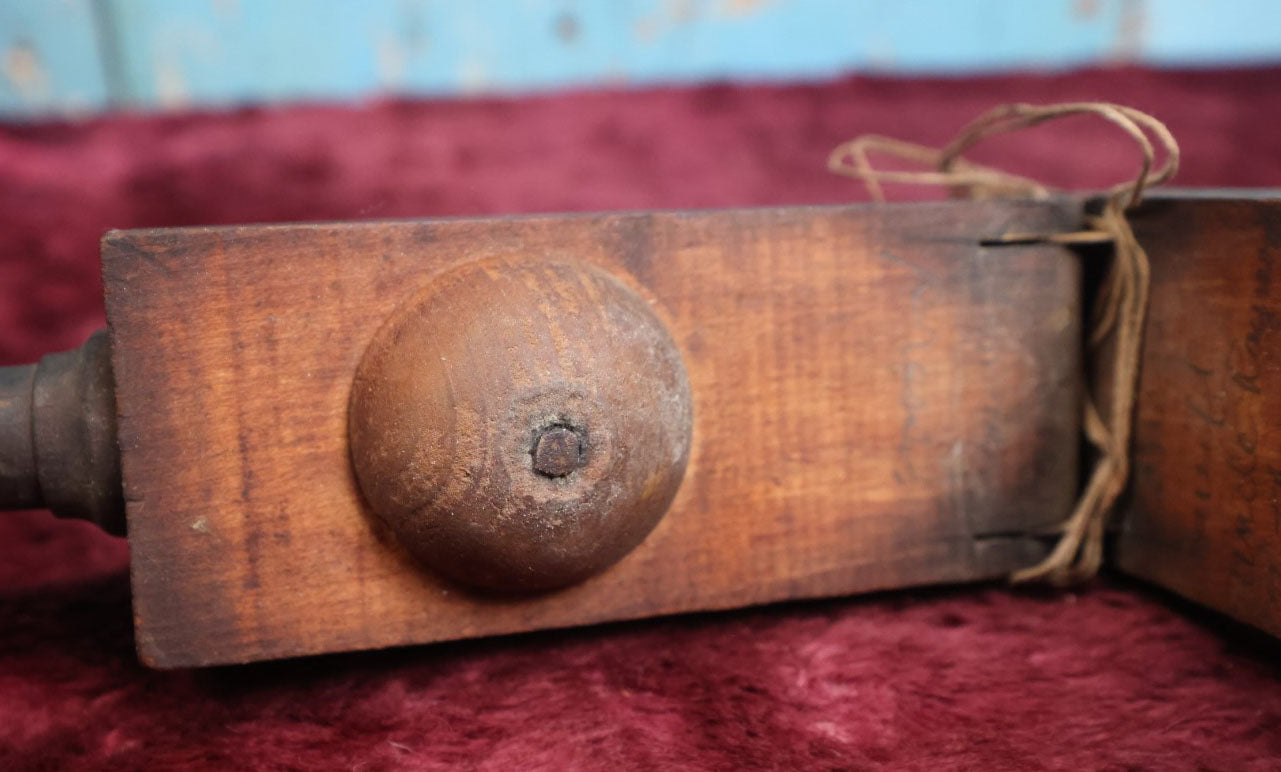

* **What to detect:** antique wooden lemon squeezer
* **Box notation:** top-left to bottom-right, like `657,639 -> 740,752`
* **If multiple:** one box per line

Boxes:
1,103 -> 1278,667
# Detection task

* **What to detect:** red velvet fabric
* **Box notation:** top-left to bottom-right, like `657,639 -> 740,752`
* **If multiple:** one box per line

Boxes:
3,67 -> 1281,770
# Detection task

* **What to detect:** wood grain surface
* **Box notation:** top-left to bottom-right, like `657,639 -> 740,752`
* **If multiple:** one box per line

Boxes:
1115,196 -> 1281,636
103,201 -> 1083,667
348,259 -> 695,592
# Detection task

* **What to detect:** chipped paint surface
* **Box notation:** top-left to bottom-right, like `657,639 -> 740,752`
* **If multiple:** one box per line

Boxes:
0,0 -> 109,115
2,0 -> 1280,118
2,41 -> 48,100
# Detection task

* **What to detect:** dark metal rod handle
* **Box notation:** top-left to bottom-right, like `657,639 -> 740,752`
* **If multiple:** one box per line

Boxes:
0,330 -> 124,535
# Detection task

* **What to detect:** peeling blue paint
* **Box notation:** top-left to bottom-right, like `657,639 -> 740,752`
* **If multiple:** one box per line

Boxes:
1,0 -> 1278,118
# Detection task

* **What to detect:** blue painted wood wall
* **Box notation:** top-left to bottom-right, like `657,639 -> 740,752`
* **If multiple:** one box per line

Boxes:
2,0 -> 1279,118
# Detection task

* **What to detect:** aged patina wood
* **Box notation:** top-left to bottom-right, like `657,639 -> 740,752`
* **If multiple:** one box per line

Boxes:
1115,195 -> 1281,636
348,258 -> 695,592
103,200 -> 1083,667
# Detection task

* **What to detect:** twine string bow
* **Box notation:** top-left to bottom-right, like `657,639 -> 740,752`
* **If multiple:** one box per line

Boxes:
828,103 -> 1180,585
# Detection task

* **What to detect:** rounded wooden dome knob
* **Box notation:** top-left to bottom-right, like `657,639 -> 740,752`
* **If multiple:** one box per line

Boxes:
349,259 -> 693,592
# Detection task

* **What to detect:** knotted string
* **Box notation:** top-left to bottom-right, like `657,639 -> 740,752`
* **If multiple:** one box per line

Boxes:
828,103 -> 1179,585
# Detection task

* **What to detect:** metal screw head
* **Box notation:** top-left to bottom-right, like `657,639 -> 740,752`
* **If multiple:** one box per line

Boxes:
532,425 -> 584,478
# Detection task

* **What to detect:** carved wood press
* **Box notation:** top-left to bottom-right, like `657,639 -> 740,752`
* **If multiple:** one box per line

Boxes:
1,108 -> 1277,667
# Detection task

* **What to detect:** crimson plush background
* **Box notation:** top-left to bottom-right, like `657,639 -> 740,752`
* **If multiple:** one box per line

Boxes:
2,67 -> 1281,770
